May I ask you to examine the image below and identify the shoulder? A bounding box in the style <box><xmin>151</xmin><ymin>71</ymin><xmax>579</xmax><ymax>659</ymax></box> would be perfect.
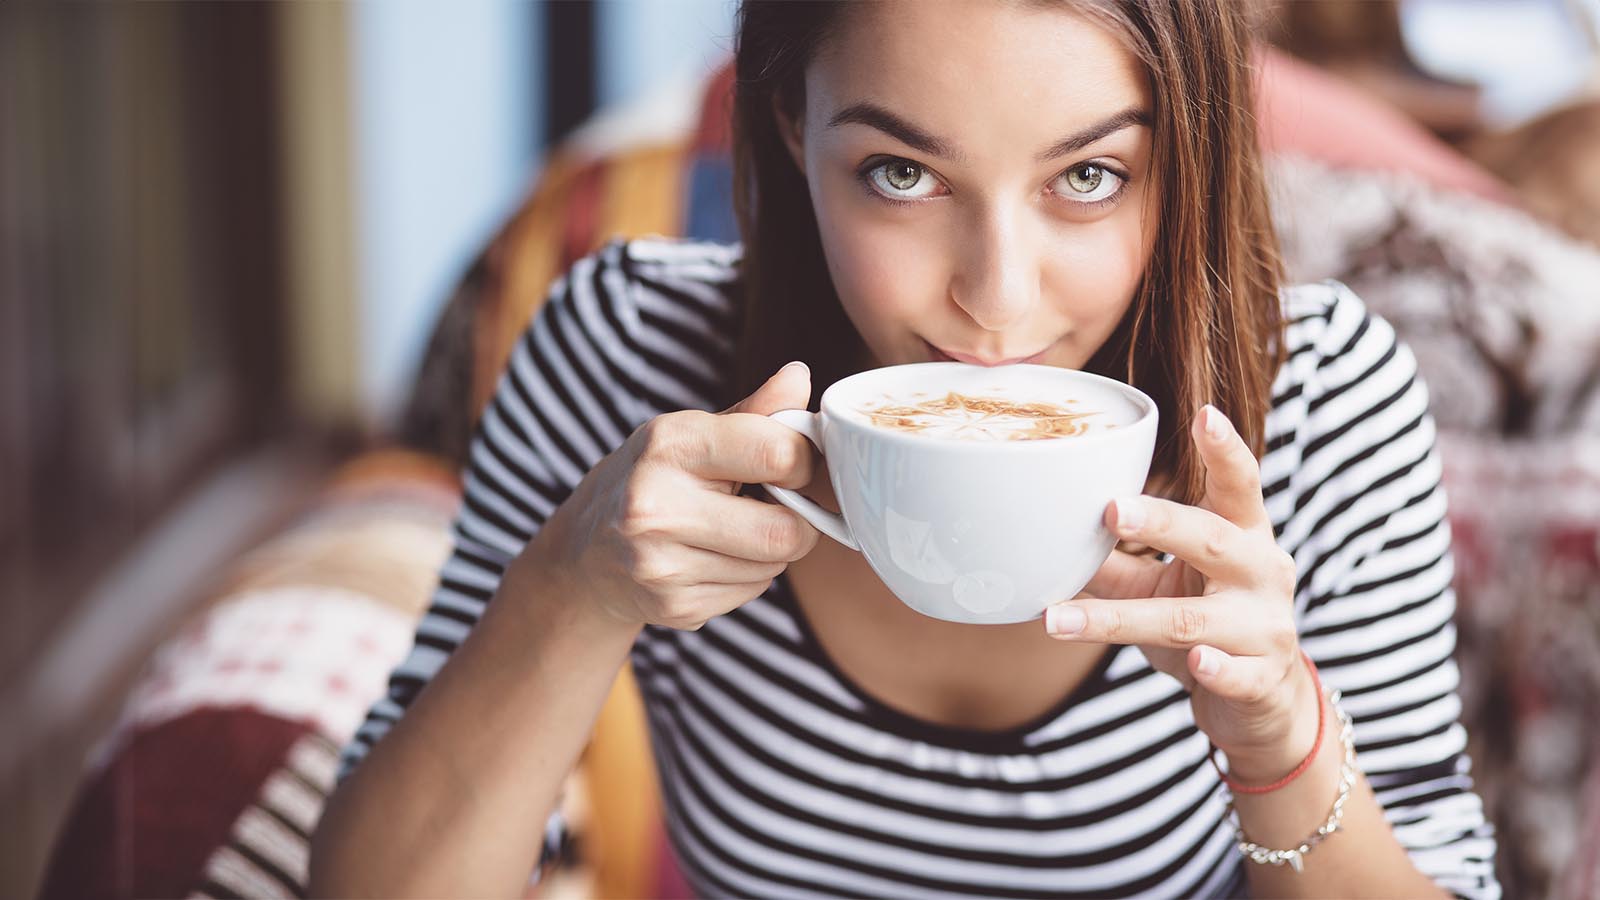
<box><xmin>1263</xmin><ymin>281</ymin><xmax>1437</xmax><ymax>541</ymax></box>
<box><xmin>535</xmin><ymin>238</ymin><xmax>742</xmax><ymax>414</ymax></box>
<box><xmin>1278</xmin><ymin>280</ymin><xmax>1397</xmax><ymax>374</ymax></box>
<box><xmin>544</xmin><ymin>238</ymin><xmax>742</xmax><ymax>331</ymax></box>
<box><xmin>1269</xmin><ymin>280</ymin><xmax>1422</xmax><ymax>429</ymax></box>
<box><xmin>582</xmin><ymin>237</ymin><xmax>743</xmax><ymax>326</ymax></box>
<box><xmin>616</xmin><ymin>236</ymin><xmax>743</xmax><ymax>287</ymax></box>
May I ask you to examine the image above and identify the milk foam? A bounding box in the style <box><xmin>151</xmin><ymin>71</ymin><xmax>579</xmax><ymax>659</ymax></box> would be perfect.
<box><xmin>854</xmin><ymin>384</ymin><xmax>1123</xmax><ymax>441</ymax></box>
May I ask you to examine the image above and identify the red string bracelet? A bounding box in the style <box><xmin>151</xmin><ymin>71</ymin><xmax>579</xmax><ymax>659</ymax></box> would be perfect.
<box><xmin>1208</xmin><ymin>650</ymin><xmax>1325</xmax><ymax>795</ymax></box>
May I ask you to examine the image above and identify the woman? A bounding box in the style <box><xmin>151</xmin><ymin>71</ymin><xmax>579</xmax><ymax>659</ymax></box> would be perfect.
<box><xmin>311</xmin><ymin>1</ymin><xmax>1499</xmax><ymax>896</ymax></box>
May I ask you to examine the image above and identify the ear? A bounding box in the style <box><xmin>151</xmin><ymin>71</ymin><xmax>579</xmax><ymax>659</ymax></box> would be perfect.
<box><xmin>772</xmin><ymin>93</ymin><xmax>807</xmax><ymax>175</ymax></box>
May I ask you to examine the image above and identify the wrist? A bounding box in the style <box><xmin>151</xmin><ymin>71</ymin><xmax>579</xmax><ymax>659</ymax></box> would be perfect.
<box><xmin>503</xmin><ymin>546</ymin><xmax>643</xmax><ymax>647</ymax></box>
<box><xmin>1219</xmin><ymin>657</ymin><xmax>1324</xmax><ymax>786</ymax></box>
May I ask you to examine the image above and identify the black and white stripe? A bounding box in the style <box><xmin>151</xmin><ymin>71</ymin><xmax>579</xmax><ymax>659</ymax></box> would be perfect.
<box><xmin>197</xmin><ymin>732</ymin><xmax>339</xmax><ymax>899</ymax></box>
<box><xmin>341</xmin><ymin>241</ymin><xmax>1499</xmax><ymax>898</ymax></box>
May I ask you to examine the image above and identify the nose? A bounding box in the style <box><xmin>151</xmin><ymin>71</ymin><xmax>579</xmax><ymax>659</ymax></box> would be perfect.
<box><xmin>948</xmin><ymin>202</ymin><xmax>1039</xmax><ymax>331</ymax></box>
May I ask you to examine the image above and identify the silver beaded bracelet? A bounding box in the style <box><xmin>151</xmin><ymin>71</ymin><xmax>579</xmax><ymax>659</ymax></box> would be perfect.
<box><xmin>1224</xmin><ymin>688</ymin><xmax>1358</xmax><ymax>873</ymax></box>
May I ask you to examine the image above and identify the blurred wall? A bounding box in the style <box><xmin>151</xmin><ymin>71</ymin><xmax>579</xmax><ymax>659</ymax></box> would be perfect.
<box><xmin>597</xmin><ymin>0</ymin><xmax>736</xmax><ymax>109</ymax></box>
<box><xmin>350</xmin><ymin>1</ymin><xmax>542</xmax><ymax>425</ymax></box>
<box><xmin>297</xmin><ymin>0</ymin><xmax>735</xmax><ymax>427</ymax></box>
<box><xmin>0</xmin><ymin>5</ymin><xmax>747</xmax><ymax>897</ymax></box>
<box><xmin>1401</xmin><ymin>0</ymin><xmax>1598</xmax><ymax>125</ymax></box>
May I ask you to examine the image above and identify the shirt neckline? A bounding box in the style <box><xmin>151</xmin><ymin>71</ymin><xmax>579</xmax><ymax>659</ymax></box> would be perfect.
<box><xmin>768</xmin><ymin>572</ymin><xmax>1120</xmax><ymax>754</ymax></box>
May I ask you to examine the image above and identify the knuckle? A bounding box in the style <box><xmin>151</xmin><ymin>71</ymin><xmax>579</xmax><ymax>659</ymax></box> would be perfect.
<box><xmin>758</xmin><ymin>433</ymin><xmax>797</xmax><ymax>480</ymax></box>
<box><xmin>640</xmin><ymin>411</ymin><xmax>699</xmax><ymax>461</ymax></box>
<box><xmin>760</xmin><ymin>513</ymin><xmax>803</xmax><ymax>560</ymax></box>
<box><xmin>1273</xmin><ymin>551</ymin><xmax>1298</xmax><ymax>593</ymax></box>
<box><xmin>1099</xmin><ymin>607</ymin><xmax>1126</xmax><ymax>642</ymax></box>
<box><xmin>636</xmin><ymin>415</ymin><xmax>671</xmax><ymax>457</ymax></box>
<box><xmin>1202</xmin><ymin>523</ymin><xmax>1231</xmax><ymax>563</ymax></box>
<box><xmin>629</xmin><ymin>547</ymin><xmax>676</xmax><ymax>585</ymax></box>
<box><xmin>661</xmin><ymin>595</ymin><xmax>703</xmax><ymax>626</ymax></box>
<box><xmin>1170</xmin><ymin>604</ymin><xmax>1207</xmax><ymax>644</ymax></box>
<box><xmin>789</xmin><ymin>521</ymin><xmax>821</xmax><ymax>560</ymax></box>
<box><xmin>1145</xmin><ymin>501</ymin><xmax>1173</xmax><ymax>537</ymax></box>
<box><xmin>618</xmin><ymin>478</ymin><xmax>666</xmax><ymax>537</ymax></box>
<box><xmin>1268</xmin><ymin>620</ymin><xmax>1299</xmax><ymax>654</ymax></box>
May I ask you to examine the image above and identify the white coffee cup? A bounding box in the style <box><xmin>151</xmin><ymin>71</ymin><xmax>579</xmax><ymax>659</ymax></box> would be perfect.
<box><xmin>764</xmin><ymin>362</ymin><xmax>1157</xmax><ymax>625</ymax></box>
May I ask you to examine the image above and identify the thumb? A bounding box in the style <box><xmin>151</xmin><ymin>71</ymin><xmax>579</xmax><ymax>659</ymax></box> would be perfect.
<box><xmin>724</xmin><ymin>360</ymin><xmax>811</xmax><ymax>416</ymax></box>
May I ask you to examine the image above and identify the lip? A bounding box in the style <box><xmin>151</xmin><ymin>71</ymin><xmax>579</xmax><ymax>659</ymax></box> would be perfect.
<box><xmin>924</xmin><ymin>339</ymin><xmax>1052</xmax><ymax>367</ymax></box>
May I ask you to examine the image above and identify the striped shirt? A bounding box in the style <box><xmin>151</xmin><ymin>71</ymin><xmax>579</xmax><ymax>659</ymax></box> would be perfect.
<box><xmin>341</xmin><ymin>239</ymin><xmax>1500</xmax><ymax>898</ymax></box>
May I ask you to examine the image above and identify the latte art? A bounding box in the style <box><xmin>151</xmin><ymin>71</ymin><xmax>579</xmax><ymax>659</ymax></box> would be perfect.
<box><xmin>859</xmin><ymin>391</ymin><xmax>1107</xmax><ymax>441</ymax></box>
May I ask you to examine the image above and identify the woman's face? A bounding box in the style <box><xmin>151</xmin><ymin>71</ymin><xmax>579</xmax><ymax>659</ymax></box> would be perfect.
<box><xmin>782</xmin><ymin>0</ymin><xmax>1158</xmax><ymax>370</ymax></box>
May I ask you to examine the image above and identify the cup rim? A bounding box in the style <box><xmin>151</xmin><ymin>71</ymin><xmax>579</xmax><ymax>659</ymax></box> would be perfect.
<box><xmin>817</xmin><ymin>362</ymin><xmax>1158</xmax><ymax>451</ymax></box>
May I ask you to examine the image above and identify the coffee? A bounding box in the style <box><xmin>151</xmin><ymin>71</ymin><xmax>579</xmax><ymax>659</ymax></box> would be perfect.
<box><xmin>857</xmin><ymin>390</ymin><xmax>1111</xmax><ymax>441</ymax></box>
<box><xmin>763</xmin><ymin>361</ymin><xmax>1158</xmax><ymax>624</ymax></box>
<box><xmin>758</xmin><ymin>360</ymin><xmax>1152</xmax><ymax>621</ymax></box>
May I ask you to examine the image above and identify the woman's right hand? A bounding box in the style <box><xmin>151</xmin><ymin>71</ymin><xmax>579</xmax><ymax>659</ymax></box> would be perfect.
<box><xmin>521</xmin><ymin>361</ymin><xmax>822</xmax><ymax>631</ymax></box>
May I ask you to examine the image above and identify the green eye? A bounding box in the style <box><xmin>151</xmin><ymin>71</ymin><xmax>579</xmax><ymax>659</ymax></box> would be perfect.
<box><xmin>885</xmin><ymin>162</ymin><xmax>923</xmax><ymax>191</ymax></box>
<box><xmin>1051</xmin><ymin>162</ymin><xmax>1125</xmax><ymax>207</ymax></box>
<box><xmin>866</xmin><ymin>158</ymin><xmax>941</xmax><ymax>201</ymax></box>
<box><xmin>1065</xmin><ymin>164</ymin><xmax>1104</xmax><ymax>194</ymax></box>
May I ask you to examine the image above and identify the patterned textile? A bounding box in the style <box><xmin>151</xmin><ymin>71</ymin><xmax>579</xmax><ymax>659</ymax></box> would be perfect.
<box><xmin>96</xmin><ymin>587</ymin><xmax>421</xmax><ymax>760</ymax></box>
<box><xmin>1271</xmin><ymin>155</ymin><xmax>1600</xmax><ymax>899</ymax></box>
<box><xmin>40</xmin><ymin>708</ymin><xmax>314</xmax><ymax>900</ymax></box>
<box><xmin>39</xmin><ymin>456</ymin><xmax>458</xmax><ymax>899</ymax></box>
<box><xmin>1437</xmin><ymin>433</ymin><xmax>1600</xmax><ymax>900</ymax></box>
<box><xmin>190</xmin><ymin>732</ymin><xmax>339</xmax><ymax>899</ymax></box>
<box><xmin>1269</xmin><ymin>155</ymin><xmax>1600</xmax><ymax>436</ymax></box>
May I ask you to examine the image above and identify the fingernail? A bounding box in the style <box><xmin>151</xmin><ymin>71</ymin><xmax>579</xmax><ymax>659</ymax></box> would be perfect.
<box><xmin>1113</xmin><ymin>497</ymin><xmax>1145</xmax><ymax>534</ymax></box>
<box><xmin>781</xmin><ymin>360</ymin><xmax>808</xmax><ymax>375</ymax></box>
<box><xmin>1196</xmin><ymin>646</ymin><xmax>1221</xmax><ymax>676</ymax></box>
<box><xmin>1046</xmin><ymin>605</ymin><xmax>1086</xmax><ymax>635</ymax></box>
<box><xmin>1202</xmin><ymin>404</ymin><xmax>1226</xmax><ymax>441</ymax></box>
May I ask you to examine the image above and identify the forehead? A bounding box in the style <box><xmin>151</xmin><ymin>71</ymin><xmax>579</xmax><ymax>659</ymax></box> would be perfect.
<box><xmin>810</xmin><ymin>1</ymin><xmax>1150</xmax><ymax>155</ymax></box>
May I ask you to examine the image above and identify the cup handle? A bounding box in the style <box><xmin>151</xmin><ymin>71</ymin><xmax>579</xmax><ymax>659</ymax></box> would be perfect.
<box><xmin>763</xmin><ymin>409</ymin><xmax>859</xmax><ymax>551</ymax></box>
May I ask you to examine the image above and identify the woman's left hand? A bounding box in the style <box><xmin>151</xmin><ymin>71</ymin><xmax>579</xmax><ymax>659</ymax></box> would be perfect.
<box><xmin>1045</xmin><ymin>404</ymin><xmax>1320</xmax><ymax>782</ymax></box>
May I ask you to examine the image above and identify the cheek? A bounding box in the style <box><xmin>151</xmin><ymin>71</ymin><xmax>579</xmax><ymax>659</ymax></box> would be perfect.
<box><xmin>1047</xmin><ymin>204</ymin><xmax>1153</xmax><ymax>336</ymax></box>
<box><xmin>811</xmin><ymin>178</ymin><xmax>949</xmax><ymax>349</ymax></box>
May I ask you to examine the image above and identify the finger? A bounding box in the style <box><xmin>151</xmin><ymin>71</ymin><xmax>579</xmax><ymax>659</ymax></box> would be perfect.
<box><xmin>641</xmin><ymin>411</ymin><xmax>815</xmax><ymax>490</ymax></box>
<box><xmin>722</xmin><ymin>360</ymin><xmax>811</xmax><ymax>416</ymax></box>
<box><xmin>634</xmin><ymin>543</ymin><xmax>791</xmax><ymax>587</ymax></box>
<box><xmin>1141</xmin><ymin>645</ymin><xmax>1197</xmax><ymax>691</ymax></box>
<box><xmin>1105</xmin><ymin>495</ymin><xmax>1262</xmax><ymax>586</ymax></box>
<box><xmin>1187</xmin><ymin>644</ymin><xmax>1285</xmax><ymax>704</ymax></box>
<box><xmin>1044</xmin><ymin>595</ymin><xmax>1264</xmax><ymax>653</ymax></box>
<box><xmin>1082</xmin><ymin>547</ymin><xmax>1168</xmax><ymax>600</ymax></box>
<box><xmin>673</xmin><ymin>491</ymin><xmax>821</xmax><ymax>563</ymax></box>
<box><xmin>1193</xmin><ymin>404</ymin><xmax>1271</xmax><ymax>533</ymax></box>
<box><xmin>659</xmin><ymin>581</ymin><xmax>781</xmax><ymax>630</ymax></box>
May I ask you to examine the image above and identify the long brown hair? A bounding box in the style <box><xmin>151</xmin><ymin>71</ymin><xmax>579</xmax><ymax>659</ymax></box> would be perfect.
<box><xmin>730</xmin><ymin>0</ymin><xmax>1284</xmax><ymax>506</ymax></box>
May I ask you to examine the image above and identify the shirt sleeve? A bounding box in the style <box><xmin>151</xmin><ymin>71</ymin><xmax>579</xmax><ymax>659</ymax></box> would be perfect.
<box><xmin>334</xmin><ymin>238</ymin><xmax>726</xmax><ymax>880</ymax></box>
<box><xmin>1268</xmin><ymin>283</ymin><xmax>1501</xmax><ymax>899</ymax></box>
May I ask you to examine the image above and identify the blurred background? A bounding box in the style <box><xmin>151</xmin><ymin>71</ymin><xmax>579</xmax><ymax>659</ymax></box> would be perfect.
<box><xmin>2</xmin><ymin>1</ymin><xmax>1598</xmax><ymax>898</ymax></box>
<box><xmin>0</xmin><ymin>2</ymin><xmax>733</xmax><ymax>896</ymax></box>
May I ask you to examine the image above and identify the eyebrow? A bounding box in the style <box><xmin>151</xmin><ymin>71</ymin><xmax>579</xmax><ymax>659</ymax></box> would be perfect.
<box><xmin>1036</xmin><ymin>107</ymin><xmax>1152</xmax><ymax>161</ymax></box>
<box><xmin>827</xmin><ymin>102</ymin><xmax>1152</xmax><ymax>163</ymax></box>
